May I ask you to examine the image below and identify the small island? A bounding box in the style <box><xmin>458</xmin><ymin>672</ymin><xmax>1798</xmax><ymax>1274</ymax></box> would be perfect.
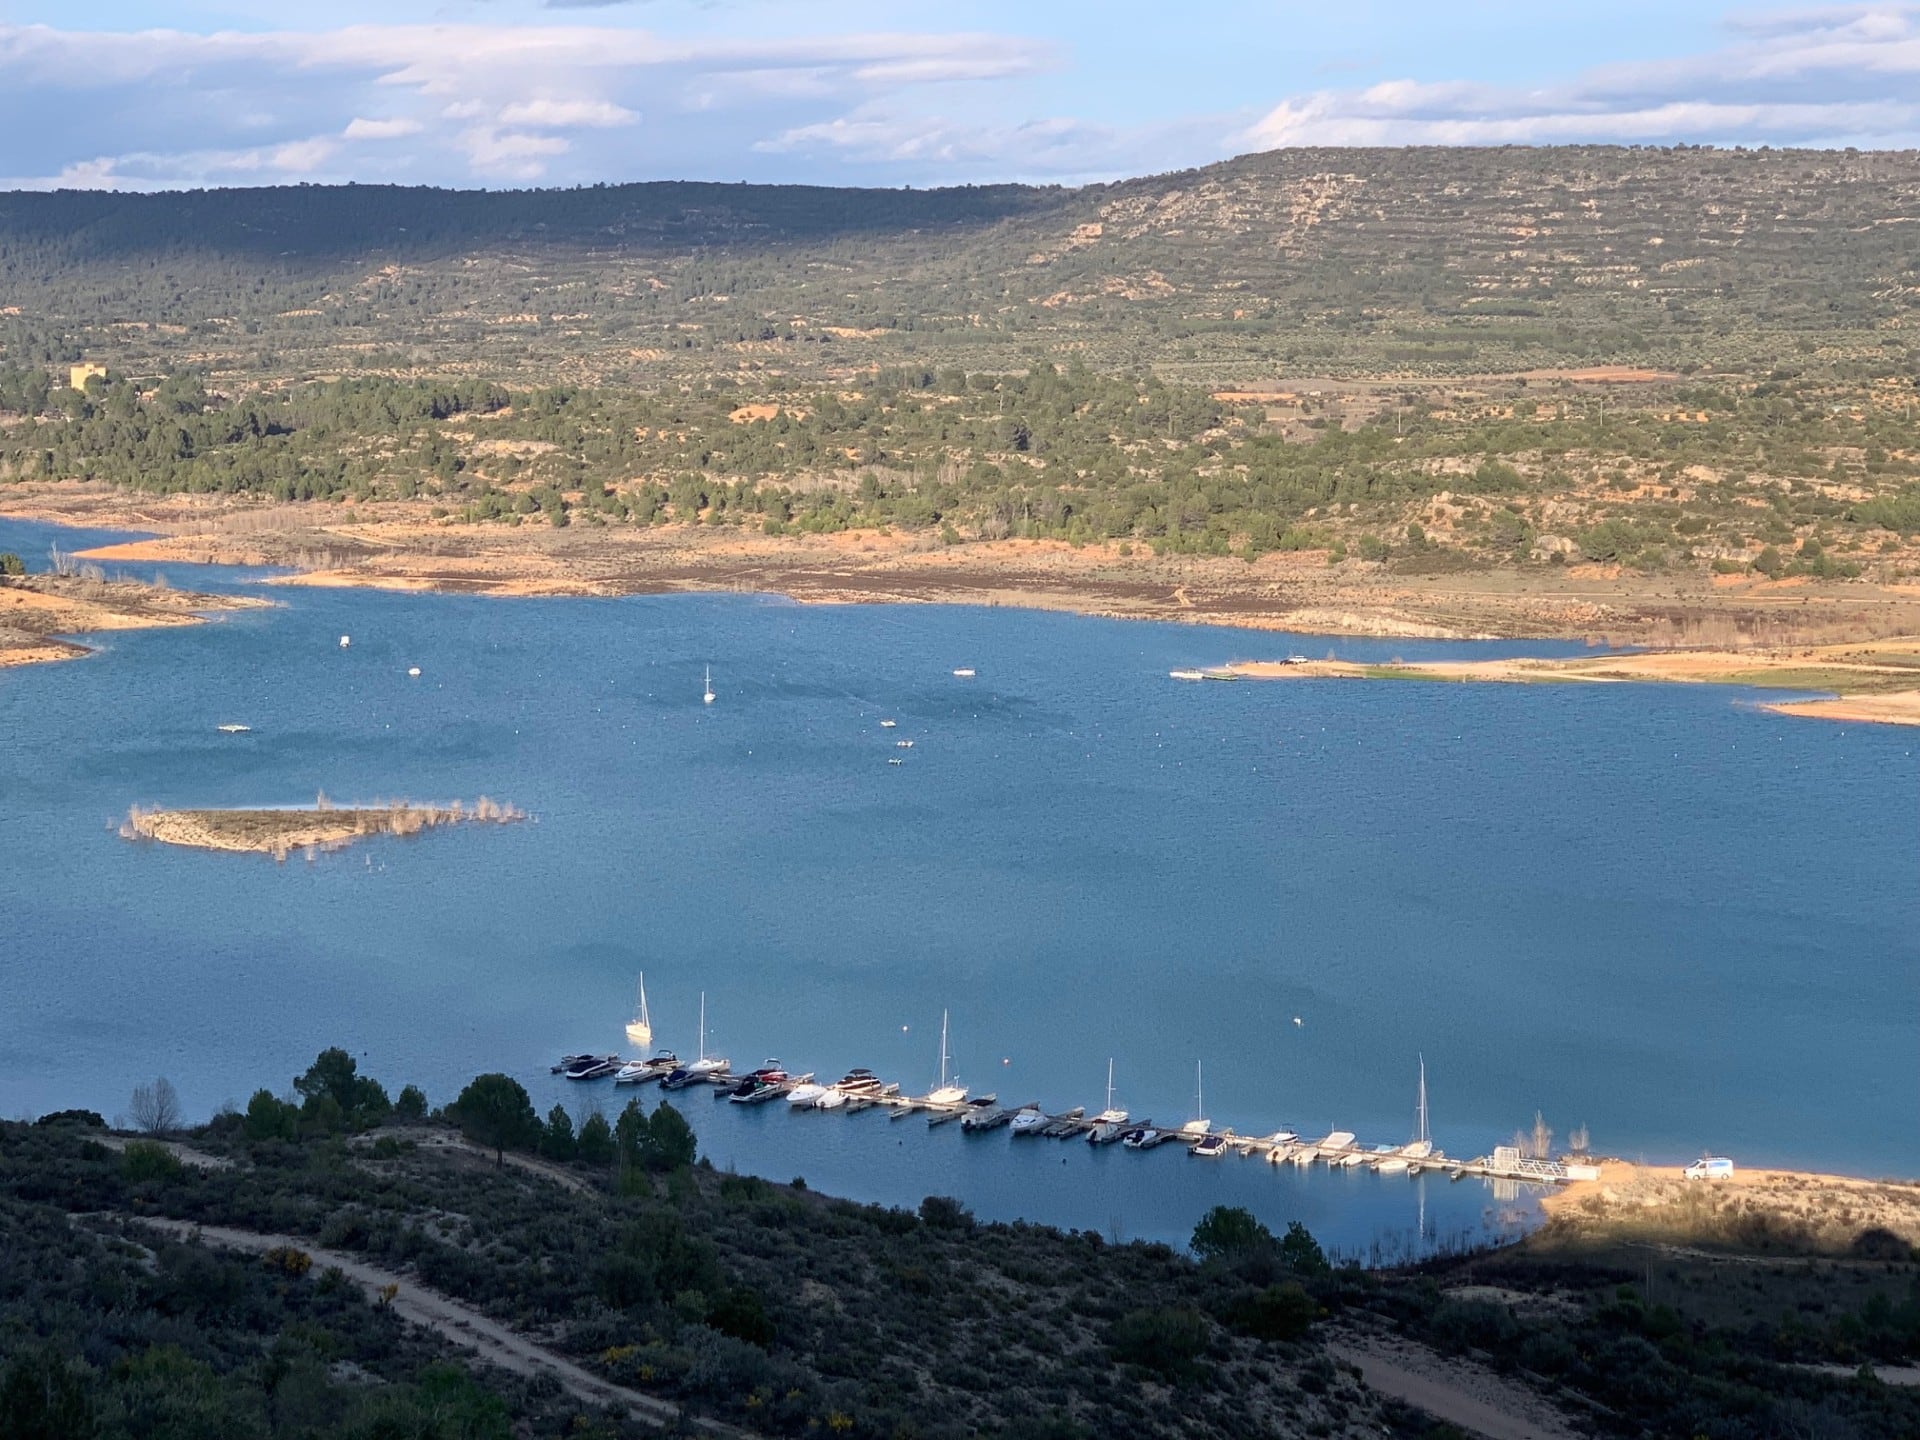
<box><xmin>1220</xmin><ymin>639</ymin><xmax>1920</xmax><ymax>727</ymax></box>
<box><xmin>121</xmin><ymin>795</ymin><xmax>525</xmax><ymax>861</ymax></box>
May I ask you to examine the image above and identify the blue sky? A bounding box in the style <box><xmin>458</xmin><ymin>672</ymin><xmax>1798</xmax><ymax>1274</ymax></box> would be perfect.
<box><xmin>1</xmin><ymin>2</ymin><xmax>1915</xmax><ymax>189</ymax></box>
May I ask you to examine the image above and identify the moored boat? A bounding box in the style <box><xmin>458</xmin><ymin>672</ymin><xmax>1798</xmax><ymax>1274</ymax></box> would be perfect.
<box><xmin>1190</xmin><ymin>1133</ymin><xmax>1229</xmax><ymax>1158</ymax></box>
<box><xmin>1008</xmin><ymin>1106</ymin><xmax>1049</xmax><ymax>1136</ymax></box>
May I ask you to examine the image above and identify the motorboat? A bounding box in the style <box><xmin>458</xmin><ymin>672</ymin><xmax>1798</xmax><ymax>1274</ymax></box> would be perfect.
<box><xmin>1088</xmin><ymin>1118</ymin><xmax>1133</xmax><ymax>1145</ymax></box>
<box><xmin>1313</xmin><ymin>1130</ymin><xmax>1357</xmax><ymax>1158</ymax></box>
<box><xmin>961</xmin><ymin>1105</ymin><xmax>1013</xmax><ymax>1132</ymax></box>
<box><xmin>659</xmin><ymin>1067</ymin><xmax>699</xmax><ymax>1090</ymax></box>
<box><xmin>1264</xmin><ymin>1129</ymin><xmax>1299</xmax><ymax>1147</ymax></box>
<box><xmin>1338</xmin><ymin>1151</ymin><xmax>1371</xmax><ymax>1168</ymax></box>
<box><xmin>216</xmin><ymin>723</ymin><xmax>251</xmax><ymax>734</ymax></box>
<box><xmin>833</xmin><ymin>1068</ymin><xmax>884</xmax><ymax>1096</ymax></box>
<box><xmin>895</xmin><ymin>739</ymin><xmax>914</xmax><ymax>749</ymax></box>
<box><xmin>552</xmin><ymin>1053</ymin><xmax>598</xmax><ymax>1074</ymax></box>
<box><xmin>1190</xmin><ymin>1133</ymin><xmax>1229</xmax><ymax>1158</ymax></box>
<box><xmin>1120</xmin><ymin>1127</ymin><xmax>1162</xmax><ymax>1150</ymax></box>
<box><xmin>1008</xmin><ymin>1107</ymin><xmax>1049</xmax><ymax>1136</ymax></box>
<box><xmin>787</xmin><ymin>1083</ymin><xmax>828</xmax><ymax>1107</ymax></box>
<box><xmin>1090</xmin><ymin>1058</ymin><xmax>1127</xmax><ymax>1127</ymax></box>
<box><xmin>730</xmin><ymin>1079</ymin><xmax>789</xmax><ymax>1105</ymax></box>
<box><xmin>1375</xmin><ymin>1156</ymin><xmax>1411</xmax><ymax>1175</ymax></box>
<box><xmin>1266</xmin><ymin>1143</ymin><xmax>1297</xmax><ymax>1165</ymax></box>
<box><xmin>814</xmin><ymin>1088</ymin><xmax>849</xmax><ymax>1110</ymax></box>
<box><xmin>1169</xmin><ymin>669</ymin><xmax>1206</xmax><ymax>681</ymax></box>
<box><xmin>575</xmin><ymin>1057</ymin><xmax>621</xmax><ymax>1080</ymax></box>
<box><xmin>951</xmin><ymin>668</ymin><xmax>975</xmax><ymax>678</ymax></box>
<box><xmin>879</xmin><ymin>719</ymin><xmax>897</xmax><ymax>728</ymax></box>
<box><xmin>925</xmin><ymin>1010</ymin><xmax>967</xmax><ymax>1106</ymax></box>
<box><xmin>888</xmin><ymin>757</ymin><xmax>903</xmax><ymax>766</ymax></box>
<box><xmin>1179</xmin><ymin>1061</ymin><xmax>1211</xmax><ymax>1136</ymax></box>
<box><xmin>625</xmin><ymin>974</ymin><xmax>653</xmax><ymax>1051</ymax></box>
<box><xmin>613</xmin><ymin>1060</ymin><xmax>655</xmax><ymax>1084</ymax></box>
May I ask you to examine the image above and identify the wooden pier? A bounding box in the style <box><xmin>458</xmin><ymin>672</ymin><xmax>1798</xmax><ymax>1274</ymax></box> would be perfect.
<box><xmin>574</xmin><ymin>1054</ymin><xmax>1602</xmax><ymax>1186</ymax></box>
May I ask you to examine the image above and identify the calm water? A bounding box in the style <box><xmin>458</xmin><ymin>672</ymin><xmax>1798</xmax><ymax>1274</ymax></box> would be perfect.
<box><xmin>2</xmin><ymin>517</ymin><xmax>1915</xmax><ymax>1253</ymax></box>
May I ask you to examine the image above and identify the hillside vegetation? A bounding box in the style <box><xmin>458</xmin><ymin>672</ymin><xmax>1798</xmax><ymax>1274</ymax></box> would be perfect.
<box><xmin>5</xmin><ymin>147</ymin><xmax>1920</xmax><ymax>620</ymax></box>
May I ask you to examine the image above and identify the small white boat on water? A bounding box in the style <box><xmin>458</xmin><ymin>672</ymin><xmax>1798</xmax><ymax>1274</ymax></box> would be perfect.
<box><xmin>408</xmin><ymin>666</ymin><xmax>421</xmax><ymax>677</ymax></box>
<box><xmin>612</xmin><ymin>1059</ymin><xmax>654</xmax><ymax>1084</ymax></box>
<box><xmin>879</xmin><ymin>719</ymin><xmax>897</xmax><ymax>728</ymax></box>
<box><xmin>1169</xmin><ymin>669</ymin><xmax>1206</xmax><ymax>681</ymax></box>
<box><xmin>925</xmin><ymin>1009</ymin><xmax>968</xmax><ymax>1106</ymax></box>
<box><xmin>951</xmin><ymin>668</ymin><xmax>975</xmax><ymax>678</ymax></box>
<box><xmin>625</xmin><ymin>973</ymin><xmax>653</xmax><ymax>1051</ymax></box>
<box><xmin>787</xmin><ymin>1083</ymin><xmax>828</xmax><ymax>1107</ymax></box>
<box><xmin>895</xmin><ymin>739</ymin><xmax>914</xmax><ymax>749</ymax></box>
<box><xmin>216</xmin><ymin>724</ymin><xmax>251</xmax><ymax>734</ymax></box>
<box><xmin>702</xmin><ymin>665</ymin><xmax>715</xmax><ymax>706</ymax></box>
<box><xmin>1008</xmin><ymin>1106</ymin><xmax>1049</xmax><ymax>1136</ymax></box>
<box><xmin>339</xmin><ymin>635</ymin><xmax>350</xmax><ymax>648</ymax></box>
<box><xmin>814</xmin><ymin>1087</ymin><xmax>849</xmax><ymax>1110</ymax></box>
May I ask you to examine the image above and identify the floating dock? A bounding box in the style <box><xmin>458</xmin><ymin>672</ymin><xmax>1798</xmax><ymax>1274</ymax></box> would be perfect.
<box><xmin>563</xmin><ymin>1055</ymin><xmax>1601</xmax><ymax>1186</ymax></box>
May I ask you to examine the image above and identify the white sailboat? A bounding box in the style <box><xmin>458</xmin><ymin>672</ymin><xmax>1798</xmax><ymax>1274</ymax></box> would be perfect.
<box><xmin>688</xmin><ymin>991</ymin><xmax>729</xmax><ymax>1075</ymax></box>
<box><xmin>1179</xmin><ymin>1060</ymin><xmax>1211</xmax><ymax>1136</ymax></box>
<box><xmin>625</xmin><ymin>974</ymin><xmax>653</xmax><ymax>1050</ymax></box>
<box><xmin>1395</xmin><ymin>1056</ymin><xmax>1435</xmax><ymax>1163</ymax></box>
<box><xmin>1091</xmin><ymin>1058</ymin><xmax>1127</xmax><ymax>1126</ymax></box>
<box><xmin>926</xmin><ymin>1009</ymin><xmax>967</xmax><ymax>1106</ymax></box>
<box><xmin>702</xmin><ymin>665</ymin><xmax>715</xmax><ymax>705</ymax></box>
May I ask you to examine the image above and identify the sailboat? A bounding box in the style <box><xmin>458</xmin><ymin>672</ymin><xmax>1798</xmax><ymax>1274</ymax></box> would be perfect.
<box><xmin>1179</xmin><ymin>1060</ymin><xmax>1211</xmax><ymax>1135</ymax></box>
<box><xmin>926</xmin><ymin>1009</ymin><xmax>967</xmax><ymax>1106</ymax></box>
<box><xmin>702</xmin><ymin>665</ymin><xmax>715</xmax><ymax>705</ymax></box>
<box><xmin>1087</xmin><ymin>1058</ymin><xmax>1128</xmax><ymax>1141</ymax></box>
<box><xmin>1385</xmin><ymin>1056</ymin><xmax>1434</xmax><ymax>1172</ymax></box>
<box><xmin>624</xmin><ymin>974</ymin><xmax>653</xmax><ymax>1050</ymax></box>
<box><xmin>687</xmin><ymin>991</ymin><xmax>729</xmax><ymax>1075</ymax></box>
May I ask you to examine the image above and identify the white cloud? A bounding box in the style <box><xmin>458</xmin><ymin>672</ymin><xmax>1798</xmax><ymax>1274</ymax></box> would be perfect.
<box><xmin>1245</xmin><ymin>5</ymin><xmax>1920</xmax><ymax>149</ymax></box>
<box><xmin>497</xmin><ymin>98</ymin><xmax>638</xmax><ymax>128</ymax></box>
<box><xmin>0</xmin><ymin>21</ymin><xmax>1057</xmax><ymax>188</ymax></box>
<box><xmin>343</xmin><ymin>116</ymin><xmax>423</xmax><ymax>140</ymax></box>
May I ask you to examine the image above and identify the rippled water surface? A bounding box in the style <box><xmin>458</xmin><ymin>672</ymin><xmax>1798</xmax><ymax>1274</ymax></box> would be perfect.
<box><xmin>3</xmin><ymin>517</ymin><xmax>1914</xmax><ymax>1250</ymax></box>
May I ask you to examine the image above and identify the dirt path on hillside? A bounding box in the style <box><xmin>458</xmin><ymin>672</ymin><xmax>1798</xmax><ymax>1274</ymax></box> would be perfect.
<box><xmin>1330</xmin><ymin>1334</ymin><xmax>1582</xmax><ymax>1440</ymax></box>
<box><xmin>122</xmin><ymin>1217</ymin><xmax>744</xmax><ymax>1435</ymax></box>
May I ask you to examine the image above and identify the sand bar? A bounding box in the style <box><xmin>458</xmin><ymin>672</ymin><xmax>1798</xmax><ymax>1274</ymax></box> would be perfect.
<box><xmin>121</xmin><ymin>797</ymin><xmax>525</xmax><ymax>861</ymax></box>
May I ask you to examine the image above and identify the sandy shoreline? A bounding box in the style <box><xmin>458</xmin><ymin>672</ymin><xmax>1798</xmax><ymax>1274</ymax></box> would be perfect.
<box><xmin>1224</xmin><ymin>643</ymin><xmax>1920</xmax><ymax>727</ymax></box>
<box><xmin>11</xmin><ymin>481</ymin><xmax>1920</xmax><ymax>647</ymax></box>
<box><xmin>0</xmin><ymin>570</ymin><xmax>270</xmax><ymax>671</ymax></box>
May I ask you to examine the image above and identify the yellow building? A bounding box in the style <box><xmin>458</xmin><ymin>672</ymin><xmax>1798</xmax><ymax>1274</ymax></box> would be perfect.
<box><xmin>69</xmin><ymin>362</ymin><xmax>108</xmax><ymax>390</ymax></box>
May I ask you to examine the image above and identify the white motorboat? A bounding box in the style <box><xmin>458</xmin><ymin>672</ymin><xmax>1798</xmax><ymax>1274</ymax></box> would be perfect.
<box><xmin>1169</xmin><ymin>669</ymin><xmax>1206</xmax><ymax>681</ymax></box>
<box><xmin>339</xmin><ymin>635</ymin><xmax>350</xmax><ymax>648</ymax></box>
<box><xmin>1375</xmin><ymin>1156</ymin><xmax>1411</xmax><ymax>1175</ymax></box>
<box><xmin>895</xmin><ymin>739</ymin><xmax>914</xmax><ymax>749</ymax></box>
<box><xmin>703</xmin><ymin>665</ymin><xmax>715</xmax><ymax>705</ymax></box>
<box><xmin>814</xmin><ymin>1088</ymin><xmax>848</xmax><ymax>1110</ymax></box>
<box><xmin>612</xmin><ymin>1060</ymin><xmax>654</xmax><ymax>1084</ymax></box>
<box><xmin>1338</xmin><ymin>1151</ymin><xmax>1371</xmax><ymax>1168</ymax></box>
<box><xmin>1314</xmin><ymin>1129</ymin><xmax>1357</xmax><ymax>1158</ymax></box>
<box><xmin>625</xmin><ymin>973</ymin><xmax>653</xmax><ymax>1051</ymax></box>
<box><xmin>833</xmin><ymin>1068</ymin><xmax>884</xmax><ymax>1096</ymax></box>
<box><xmin>1008</xmin><ymin>1107</ymin><xmax>1049</xmax><ymax>1136</ymax></box>
<box><xmin>1120</xmin><ymin>1127</ymin><xmax>1161</xmax><ymax>1150</ymax></box>
<box><xmin>787</xmin><ymin>1083</ymin><xmax>828</xmax><ymax>1107</ymax></box>
<box><xmin>1090</xmin><ymin>1058</ymin><xmax>1128</xmax><ymax>1126</ymax></box>
<box><xmin>951</xmin><ymin>668</ymin><xmax>975</xmax><ymax>678</ymax></box>
<box><xmin>216</xmin><ymin>723</ymin><xmax>251</xmax><ymax>734</ymax></box>
<box><xmin>925</xmin><ymin>1009</ymin><xmax>967</xmax><ymax>1106</ymax></box>
<box><xmin>879</xmin><ymin>719</ymin><xmax>897</xmax><ymax>728</ymax></box>
<box><xmin>687</xmin><ymin>992</ymin><xmax>729</xmax><ymax>1076</ymax></box>
<box><xmin>1190</xmin><ymin>1133</ymin><xmax>1229</xmax><ymax>1158</ymax></box>
<box><xmin>1178</xmin><ymin>1061</ymin><xmax>1211</xmax><ymax>1136</ymax></box>
<box><xmin>407</xmin><ymin>666</ymin><xmax>421</xmax><ymax>677</ymax></box>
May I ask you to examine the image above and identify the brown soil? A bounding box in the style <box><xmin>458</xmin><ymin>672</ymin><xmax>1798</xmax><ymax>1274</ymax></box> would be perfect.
<box><xmin>1329</xmin><ymin>1333</ymin><xmax>1581</xmax><ymax>1440</ymax></box>
<box><xmin>120</xmin><ymin>797</ymin><xmax>524</xmax><ymax>861</ymax></box>
<box><xmin>1540</xmin><ymin>1162</ymin><xmax>1920</xmax><ymax>1255</ymax></box>
<box><xmin>10</xmin><ymin>482</ymin><xmax>1920</xmax><ymax>647</ymax></box>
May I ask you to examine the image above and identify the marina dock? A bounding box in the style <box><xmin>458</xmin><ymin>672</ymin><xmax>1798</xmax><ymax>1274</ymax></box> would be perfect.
<box><xmin>558</xmin><ymin>1053</ymin><xmax>1603</xmax><ymax>1187</ymax></box>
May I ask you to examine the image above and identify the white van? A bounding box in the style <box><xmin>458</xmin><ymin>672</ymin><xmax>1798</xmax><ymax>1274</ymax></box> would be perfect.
<box><xmin>1684</xmin><ymin>1157</ymin><xmax>1734</xmax><ymax>1180</ymax></box>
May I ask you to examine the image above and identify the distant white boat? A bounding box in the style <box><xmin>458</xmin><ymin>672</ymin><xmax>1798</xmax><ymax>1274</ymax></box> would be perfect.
<box><xmin>1179</xmin><ymin>1061</ymin><xmax>1211</xmax><ymax>1136</ymax></box>
<box><xmin>787</xmin><ymin>1082</ymin><xmax>828</xmax><ymax>1107</ymax></box>
<box><xmin>951</xmin><ymin>668</ymin><xmax>975</xmax><ymax>678</ymax></box>
<box><xmin>625</xmin><ymin>973</ymin><xmax>653</xmax><ymax>1050</ymax></box>
<box><xmin>408</xmin><ymin>666</ymin><xmax>421</xmax><ymax>678</ymax></box>
<box><xmin>895</xmin><ymin>739</ymin><xmax>914</xmax><ymax>749</ymax></box>
<box><xmin>216</xmin><ymin>724</ymin><xmax>251</xmax><ymax>734</ymax></box>
<box><xmin>338</xmin><ymin>635</ymin><xmax>351</xmax><ymax>648</ymax></box>
<box><xmin>813</xmin><ymin>1087</ymin><xmax>848</xmax><ymax>1110</ymax></box>
<box><xmin>879</xmin><ymin>719</ymin><xmax>897</xmax><ymax>728</ymax></box>
<box><xmin>926</xmin><ymin>1009</ymin><xmax>967</xmax><ymax>1106</ymax></box>
<box><xmin>887</xmin><ymin>757</ymin><xmax>904</xmax><ymax>766</ymax></box>
<box><xmin>702</xmin><ymin>665</ymin><xmax>715</xmax><ymax>705</ymax></box>
<box><xmin>1009</xmin><ymin>1106</ymin><xmax>1049</xmax><ymax>1135</ymax></box>
<box><xmin>1169</xmin><ymin>669</ymin><xmax>1206</xmax><ymax>681</ymax></box>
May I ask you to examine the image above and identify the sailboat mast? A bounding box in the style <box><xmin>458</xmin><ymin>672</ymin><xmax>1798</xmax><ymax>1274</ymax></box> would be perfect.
<box><xmin>1416</xmin><ymin>1054</ymin><xmax>1430</xmax><ymax>1145</ymax></box>
<box><xmin>939</xmin><ymin>1009</ymin><xmax>950</xmax><ymax>1089</ymax></box>
<box><xmin>698</xmin><ymin>991</ymin><xmax>707</xmax><ymax>1064</ymax></box>
<box><xmin>1106</xmin><ymin>1057</ymin><xmax>1115</xmax><ymax>1111</ymax></box>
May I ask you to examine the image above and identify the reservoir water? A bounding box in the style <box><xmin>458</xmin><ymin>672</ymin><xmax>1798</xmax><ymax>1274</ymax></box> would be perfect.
<box><xmin>2</xmin><ymin>517</ymin><xmax>1915</xmax><ymax>1252</ymax></box>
